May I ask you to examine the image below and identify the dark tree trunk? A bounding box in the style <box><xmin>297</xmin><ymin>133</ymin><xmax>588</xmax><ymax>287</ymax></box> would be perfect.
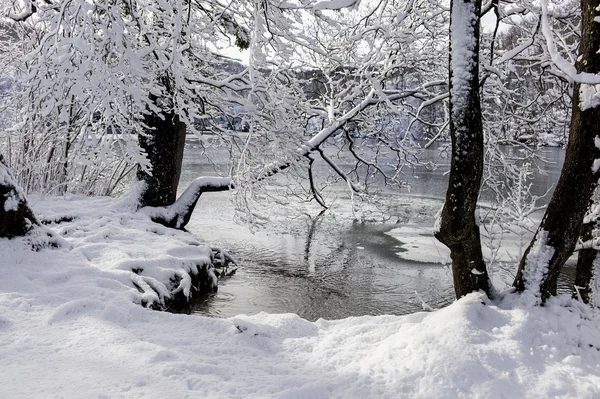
<box><xmin>571</xmin><ymin>0</ymin><xmax>600</xmax><ymax>305</ymax></box>
<box><xmin>434</xmin><ymin>0</ymin><xmax>491</xmax><ymax>299</ymax></box>
<box><xmin>136</xmin><ymin>108</ymin><xmax>187</xmax><ymax>208</ymax></box>
<box><xmin>0</xmin><ymin>154</ymin><xmax>38</xmax><ymax>238</ymax></box>
<box><xmin>514</xmin><ymin>0</ymin><xmax>600</xmax><ymax>303</ymax></box>
<box><xmin>574</xmin><ymin>219</ymin><xmax>596</xmax><ymax>304</ymax></box>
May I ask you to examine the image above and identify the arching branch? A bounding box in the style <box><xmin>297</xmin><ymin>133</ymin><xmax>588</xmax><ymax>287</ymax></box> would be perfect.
<box><xmin>140</xmin><ymin>177</ymin><xmax>231</xmax><ymax>229</ymax></box>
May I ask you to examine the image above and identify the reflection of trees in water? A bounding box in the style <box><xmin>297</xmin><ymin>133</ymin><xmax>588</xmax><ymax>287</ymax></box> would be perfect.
<box><xmin>301</xmin><ymin>218</ymin><xmax>406</xmax><ymax>317</ymax></box>
<box><xmin>191</xmin><ymin>216</ymin><xmax>458</xmax><ymax>320</ymax></box>
<box><xmin>304</xmin><ymin>210</ymin><xmax>325</xmax><ymax>265</ymax></box>
<box><xmin>181</xmin><ymin>145</ymin><xmax>566</xmax><ymax>318</ymax></box>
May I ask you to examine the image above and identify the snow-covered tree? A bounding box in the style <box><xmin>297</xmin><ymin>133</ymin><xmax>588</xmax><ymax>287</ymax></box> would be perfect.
<box><xmin>513</xmin><ymin>0</ymin><xmax>600</xmax><ymax>303</ymax></box>
<box><xmin>7</xmin><ymin>0</ymin><xmax>600</xmax><ymax>308</ymax></box>
<box><xmin>433</xmin><ymin>0</ymin><xmax>491</xmax><ymax>297</ymax></box>
<box><xmin>481</xmin><ymin>1</ymin><xmax>579</xmax><ymax>148</ymax></box>
<box><xmin>431</xmin><ymin>0</ymin><xmax>600</xmax><ymax>303</ymax></box>
<box><xmin>4</xmin><ymin>0</ymin><xmax>254</xmax><ymax>203</ymax></box>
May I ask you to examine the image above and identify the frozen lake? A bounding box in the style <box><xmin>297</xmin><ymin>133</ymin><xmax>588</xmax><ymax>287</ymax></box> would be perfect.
<box><xmin>180</xmin><ymin>140</ymin><xmax>571</xmax><ymax>320</ymax></box>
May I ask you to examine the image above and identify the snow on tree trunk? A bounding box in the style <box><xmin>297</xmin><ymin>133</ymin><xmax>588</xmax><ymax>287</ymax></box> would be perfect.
<box><xmin>574</xmin><ymin>222</ymin><xmax>596</xmax><ymax>304</ymax></box>
<box><xmin>574</xmin><ymin>184</ymin><xmax>600</xmax><ymax>304</ymax></box>
<box><xmin>514</xmin><ymin>0</ymin><xmax>600</xmax><ymax>303</ymax></box>
<box><xmin>0</xmin><ymin>154</ymin><xmax>38</xmax><ymax>238</ymax></box>
<box><xmin>134</xmin><ymin>105</ymin><xmax>232</xmax><ymax>230</ymax></box>
<box><xmin>136</xmin><ymin>107</ymin><xmax>187</xmax><ymax>208</ymax></box>
<box><xmin>434</xmin><ymin>0</ymin><xmax>491</xmax><ymax>299</ymax></box>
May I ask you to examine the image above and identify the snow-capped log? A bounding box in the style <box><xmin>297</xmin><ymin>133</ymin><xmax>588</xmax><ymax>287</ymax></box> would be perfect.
<box><xmin>433</xmin><ymin>0</ymin><xmax>491</xmax><ymax>299</ymax></box>
<box><xmin>0</xmin><ymin>154</ymin><xmax>38</xmax><ymax>238</ymax></box>
<box><xmin>140</xmin><ymin>177</ymin><xmax>231</xmax><ymax>229</ymax></box>
<box><xmin>514</xmin><ymin>0</ymin><xmax>600</xmax><ymax>304</ymax></box>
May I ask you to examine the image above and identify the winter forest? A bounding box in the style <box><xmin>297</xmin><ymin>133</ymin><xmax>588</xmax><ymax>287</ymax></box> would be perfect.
<box><xmin>1</xmin><ymin>0</ymin><xmax>600</xmax><ymax>397</ymax></box>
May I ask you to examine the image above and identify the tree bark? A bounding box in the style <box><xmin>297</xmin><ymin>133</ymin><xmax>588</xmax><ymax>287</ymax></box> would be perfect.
<box><xmin>571</xmin><ymin>0</ymin><xmax>600</xmax><ymax>305</ymax></box>
<box><xmin>136</xmin><ymin>108</ymin><xmax>187</xmax><ymax>208</ymax></box>
<box><xmin>514</xmin><ymin>0</ymin><xmax>600</xmax><ymax>303</ymax></box>
<box><xmin>0</xmin><ymin>154</ymin><xmax>38</xmax><ymax>238</ymax></box>
<box><xmin>434</xmin><ymin>0</ymin><xmax>491</xmax><ymax>299</ymax></box>
<box><xmin>574</xmin><ymin>219</ymin><xmax>596</xmax><ymax>304</ymax></box>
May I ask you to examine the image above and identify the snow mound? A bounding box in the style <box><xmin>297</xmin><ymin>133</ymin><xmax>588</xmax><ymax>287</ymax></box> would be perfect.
<box><xmin>26</xmin><ymin>195</ymin><xmax>217</xmax><ymax>308</ymax></box>
<box><xmin>1</xmin><ymin>197</ymin><xmax>600</xmax><ymax>398</ymax></box>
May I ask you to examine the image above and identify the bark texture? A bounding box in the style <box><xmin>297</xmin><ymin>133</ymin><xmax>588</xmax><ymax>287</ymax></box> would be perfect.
<box><xmin>571</xmin><ymin>0</ymin><xmax>600</xmax><ymax>304</ymax></box>
<box><xmin>514</xmin><ymin>0</ymin><xmax>600</xmax><ymax>302</ymax></box>
<box><xmin>0</xmin><ymin>154</ymin><xmax>38</xmax><ymax>238</ymax></box>
<box><xmin>434</xmin><ymin>0</ymin><xmax>491</xmax><ymax>299</ymax></box>
<box><xmin>574</xmin><ymin>220</ymin><xmax>596</xmax><ymax>303</ymax></box>
<box><xmin>137</xmin><ymin>108</ymin><xmax>187</xmax><ymax>208</ymax></box>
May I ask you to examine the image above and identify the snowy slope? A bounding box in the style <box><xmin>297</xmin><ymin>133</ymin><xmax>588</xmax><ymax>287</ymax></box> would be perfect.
<box><xmin>1</xmin><ymin>196</ymin><xmax>600</xmax><ymax>398</ymax></box>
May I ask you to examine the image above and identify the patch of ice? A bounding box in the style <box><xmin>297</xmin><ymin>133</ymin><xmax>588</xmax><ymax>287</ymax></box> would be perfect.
<box><xmin>387</xmin><ymin>225</ymin><xmax>451</xmax><ymax>264</ymax></box>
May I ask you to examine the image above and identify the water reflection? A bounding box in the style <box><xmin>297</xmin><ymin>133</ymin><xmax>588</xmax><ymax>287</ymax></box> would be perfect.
<box><xmin>180</xmin><ymin>140</ymin><xmax>570</xmax><ymax>321</ymax></box>
<box><xmin>190</xmin><ymin>212</ymin><xmax>455</xmax><ymax>321</ymax></box>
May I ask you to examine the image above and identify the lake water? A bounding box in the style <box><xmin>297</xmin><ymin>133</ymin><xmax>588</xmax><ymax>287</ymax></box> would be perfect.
<box><xmin>180</xmin><ymin>140</ymin><xmax>570</xmax><ymax>321</ymax></box>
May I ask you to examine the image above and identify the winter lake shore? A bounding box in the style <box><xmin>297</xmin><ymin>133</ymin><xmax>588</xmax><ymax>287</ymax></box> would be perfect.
<box><xmin>2</xmin><ymin>195</ymin><xmax>600</xmax><ymax>398</ymax></box>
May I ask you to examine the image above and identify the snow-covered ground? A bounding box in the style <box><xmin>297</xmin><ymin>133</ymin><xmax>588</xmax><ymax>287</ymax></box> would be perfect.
<box><xmin>2</xmin><ymin>196</ymin><xmax>600</xmax><ymax>398</ymax></box>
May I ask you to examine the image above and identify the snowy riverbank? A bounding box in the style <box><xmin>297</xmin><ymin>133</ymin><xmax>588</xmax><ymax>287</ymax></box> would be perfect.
<box><xmin>2</xmin><ymin>196</ymin><xmax>600</xmax><ymax>398</ymax></box>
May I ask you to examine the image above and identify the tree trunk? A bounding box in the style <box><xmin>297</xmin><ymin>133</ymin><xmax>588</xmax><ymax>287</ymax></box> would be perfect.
<box><xmin>136</xmin><ymin>108</ymin><xmax>187</xmax><ymax>208</ymax></box>
<box><xmin>434</xmin><ymin>0</ymin><xmax>491</xmax><ymax>299</ymax></box>
<box><xmin>570</xmin><ymin>0</ymin><xmax>600</xmax><ymax>305</ymax></box>
<box><xmin>0</xmin><ymin>154</ymin><xmax>38</xmax><ymax>238</ymax></box>
<box><xmin>574</xmin><ymin>219</ymin><xmax>596</xmax><ymax>304</ymax></box>
<box><xmin>513</xmin><ymin>0</ymin><xmax>600</xmax><ymax>303</ymax></box>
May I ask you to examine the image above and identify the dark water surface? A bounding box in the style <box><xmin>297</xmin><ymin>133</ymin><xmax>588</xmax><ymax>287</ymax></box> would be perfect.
<box><xmin>180</xmin><ymin>141</ymin><xmax>570</xmax><ymax>321</ymax></box>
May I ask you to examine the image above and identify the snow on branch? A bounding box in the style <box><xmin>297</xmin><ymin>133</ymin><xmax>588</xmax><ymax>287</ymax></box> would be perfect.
<box><xmin>245</xmin><ymin>75</ymin><xmax>447</xmax><ymax>195</ymax></box>
<box><xmin>8</xmin><ymin>0</ymin><xmax>37</xmax><ymax>22</ymax></box>
<box><xmin>494</xmin><ymin>26</ymin><xmax>538</xmax><ymax>65</ymax></box>
<box><xmin>312</xmin><ymin>0</ymin><xmax>360</xmax><ymax>11</ymax></box>
<box><xmin>540</xmin><ymin>0</ymin><xmax>600</xmax><ymax>85</ymax></box>
<box><xmin>141</xmin><ymin>177</ymin><xmax>231</xmax><ymax>229</ymax></box>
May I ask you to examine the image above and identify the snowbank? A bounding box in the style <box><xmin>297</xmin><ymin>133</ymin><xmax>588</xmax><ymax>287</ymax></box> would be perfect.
<box><xmin>2</xmin><ymin>197</ymin><xmax>600</xmax><ymax>398</ymax></box>
<box><xmin>25</xmin><ymin>195</ymin><xmax>218</xmax><ymax>309</ymax></box>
